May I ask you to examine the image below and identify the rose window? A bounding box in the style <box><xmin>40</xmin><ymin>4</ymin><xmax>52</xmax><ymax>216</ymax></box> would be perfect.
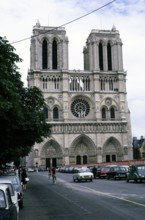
<box><xmin>71</xmin><ymin>99</ymin><xmax>90</xmax><ymax>118</ymax></box>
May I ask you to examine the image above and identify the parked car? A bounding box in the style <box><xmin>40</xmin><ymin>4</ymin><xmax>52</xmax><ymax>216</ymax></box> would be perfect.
<box><xmin>106</xmin><ymin>166</ymin><xmax>127</xmax><ymax>180</ymax></box>
<box><xmin>27</xmin><ymin>167</ymin><xmax>35</xmax><ymax>172</ymax></box>
<box><xmin>96</xmin><ymin>166</ymin><xmax>110</xmax><ymax>179</ymax></box>
<box><xmin>73</xmin><ymin>168</ymin><xmax>93</xmax><ymax>182</ymax></box>
<box><xmin>0</xmin><ymin>184</ymin><xmax>18</xmax><ymax>220</ymax></box>
<box><xmin>127</xmin><ymin>164</ymin><xmax>145</xmax><ymax>183</ymax></box>
<box><xmin>0</xmin><ymin>174</ymin><xmax>23</xmax><ymax>209</ymax></box>
<box><xmin>0</xmin><ymin>180</ymin><xmax>19</xmax><ymax>216</ymax></box>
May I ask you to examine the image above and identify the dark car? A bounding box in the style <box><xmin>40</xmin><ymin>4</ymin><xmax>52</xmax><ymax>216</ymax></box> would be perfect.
<box><xmin>0</xmin><ymin>184</ymin><xmax>17</xmax><ymax>220</ymax></box>
<box><xmin>106</xmin><ymin>166</ymin><xmax>127</xmax><ymax>180</ymax></box>
<box><xmin>127</xmin><ymin>164</ymin><xmax>145</xmax><ymax>183</ymax></box>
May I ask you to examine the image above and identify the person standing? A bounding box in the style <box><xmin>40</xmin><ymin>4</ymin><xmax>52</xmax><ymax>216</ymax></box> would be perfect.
<box><xmin>21</xmin><ymin>168</ymin><xmax>28</xmax><ymax>190</ymax></box>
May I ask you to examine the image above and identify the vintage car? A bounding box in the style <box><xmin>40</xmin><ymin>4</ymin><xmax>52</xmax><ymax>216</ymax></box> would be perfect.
<box><xmin>0</xmin><ymin>184</ymin><xmax>17</xmax><ymax>220</ymax></box>
<box><xmin>127</xmin><ymin>164</ymin><xmax>145</xmax><ymax>183</ymax></box>
<box><xmin>106</xmin><ymin>166</ymin><xmax>128</xmax><ymax>180</ymax></box>
<box><xmin>73</xmin><ymin>168</ymin><xmax>93</xmax><ymax>182</ymax></box>
<box><xmin>0</xmin><ymin>174</ymin><xmax>23</xmax><ymax>209</ymax></box>
<box><xmin>0</xmin><ymin>180</ymin><xmax>19</xmax><ymax>216</ymax></box>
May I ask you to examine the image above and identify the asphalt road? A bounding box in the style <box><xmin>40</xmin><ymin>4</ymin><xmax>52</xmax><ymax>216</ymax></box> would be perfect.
<box><xmin>20</xmin><ymin>171</ymin><xmax>145</xmax><ymax>220</ymax></box>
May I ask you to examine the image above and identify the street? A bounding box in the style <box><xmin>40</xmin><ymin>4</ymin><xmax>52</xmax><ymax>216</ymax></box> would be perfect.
<box><xmin>20</xmin><ymin>171</ymin><xmax>145</xmax><ymax>220</ymax></box>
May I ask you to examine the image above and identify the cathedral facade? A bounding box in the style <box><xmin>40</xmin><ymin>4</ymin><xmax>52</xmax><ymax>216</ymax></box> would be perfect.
<box><xmin>27</xmin><ymin>21</ymin><xmax>133</xmax><ymax>168</ymax></box>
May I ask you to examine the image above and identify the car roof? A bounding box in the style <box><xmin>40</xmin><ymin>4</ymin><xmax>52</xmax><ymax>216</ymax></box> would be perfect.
<box><xmin>0</xmin><ymin>179</ymin><xmax>13</xmax><ymax>184</ymax></box>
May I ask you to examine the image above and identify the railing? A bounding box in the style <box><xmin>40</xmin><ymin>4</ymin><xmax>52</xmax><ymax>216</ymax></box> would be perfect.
<box><xmin>50</xmin><ymin>121</ymin><xmax>127</xmax><ymax>134</ymax></box>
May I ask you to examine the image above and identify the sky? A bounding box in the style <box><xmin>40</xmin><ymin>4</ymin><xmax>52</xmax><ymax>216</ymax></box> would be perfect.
<box><xmin>0</xmin><ymin>0</ymin><xmax>145</xmax><ymax>139</ymax></box>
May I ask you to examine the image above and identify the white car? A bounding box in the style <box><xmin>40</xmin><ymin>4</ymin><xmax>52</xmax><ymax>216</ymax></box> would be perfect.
<box><xmin>0</xmin><ymin>184</ymin><xmax>18</xmax><ymax>220</ymax></box>
<box><xmin>73</xmin><ymin>168</ymin><xmax>93</xmax><ymax>182</ymax></box>
<box><xmin>0</xmin><ymin>179</ymin><xmax>19</xmax><ymax>218</ymax></box>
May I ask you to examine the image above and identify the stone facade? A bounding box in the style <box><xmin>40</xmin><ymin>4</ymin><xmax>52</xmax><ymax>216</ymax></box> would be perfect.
<box><xmin>26</xmin><ymin>22</ymin><xmax>133</xmax><ymax>169</ymax></box>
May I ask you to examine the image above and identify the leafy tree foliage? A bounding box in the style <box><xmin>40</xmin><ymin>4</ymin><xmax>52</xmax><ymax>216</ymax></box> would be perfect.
<box><xmin>0</xmin><ymin>36</ymin><xmax>51</xmax><ymax>165</ymax></box>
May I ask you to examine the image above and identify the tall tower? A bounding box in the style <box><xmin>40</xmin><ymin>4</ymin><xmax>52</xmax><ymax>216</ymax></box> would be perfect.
<box><xmin>27</xmin><ymin>22</ymin><xmax>133</xmax><ymax>168</ymax></box>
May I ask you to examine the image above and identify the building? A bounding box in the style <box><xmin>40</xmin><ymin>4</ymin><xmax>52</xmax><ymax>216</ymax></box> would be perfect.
<box><xmin>27</xmin><ymin>21</ymin><xmax>133</xmax><ymax>169</ymax></box>
<box><xmin>133</xmin><ymin>136</ymin><xmax>145</xmax><ymax>159</ymax></box>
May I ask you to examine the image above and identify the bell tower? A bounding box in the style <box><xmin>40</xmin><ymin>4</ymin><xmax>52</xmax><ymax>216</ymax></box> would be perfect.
<box><xmin>30</xmin><ymin>20</ymin><xmax>69</xmax><ymax>71</ymax></box>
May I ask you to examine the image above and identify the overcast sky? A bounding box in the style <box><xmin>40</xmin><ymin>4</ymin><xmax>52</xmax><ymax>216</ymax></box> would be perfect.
<box><xmin>0</xmin><ymin>0</ymin><xmax>145</xmax><ymax>139</ymax></box>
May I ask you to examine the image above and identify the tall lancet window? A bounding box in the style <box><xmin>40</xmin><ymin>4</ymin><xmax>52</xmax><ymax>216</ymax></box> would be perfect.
<box><xmin>99</xmin><ymin>42</ymin><xmax>103</xmax><ymax>71</ymax></box>
<box><xmin>52</xmin><ymin>40</ymin><xmax>57</xmax><ymax>69</ymax></box>
<box><xmin>42</xmin><ymin>39</ymin><xmax>48</xmax><ymax>69</ymax></box>
<box><xmin>107</xmin><ymin>43</ymin><xmax>112</xmax><ymax>71</ymax></box>
<box><xmin>110</xmin><ymin>107</ymin><xmax>115</xmax><ymax>120</ymax></box>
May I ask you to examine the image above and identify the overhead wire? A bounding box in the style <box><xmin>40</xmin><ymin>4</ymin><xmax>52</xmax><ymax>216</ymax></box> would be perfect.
<box><xmin>11</xmin><ymin>0</ymin><xmax>116</xmax><ymax>45</ymax></box>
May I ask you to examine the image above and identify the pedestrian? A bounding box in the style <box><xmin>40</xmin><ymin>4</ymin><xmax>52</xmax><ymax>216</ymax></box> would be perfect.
<box><xmin>51</xmin><ymin>167</ymin><xmax>56</xmax><ymax>184</ymax></box>
<box><xmin>48</xmin><ymin>167</ymin><xmax>51</xmax><ymax>179</ymax></box>
<box><xmin>21</xmin><ymin>168</ymin><xmax>28</xmax><ymax>190</ymax></box>
<box><xmin>92</xmin><ymin>166</ymin><xmax>97</xmax><ymax>179</ymax></box>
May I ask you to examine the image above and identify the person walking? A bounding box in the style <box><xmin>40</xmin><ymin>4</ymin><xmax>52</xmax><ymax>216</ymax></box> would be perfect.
<box><xmin>48</xmin><ymin>167</ymin><xmax>51</xmax><ymax>179</ymax></box>
<box><xmin>21</xmin><ymin>168</ymin><xmax>28</xmax><ymax>190</ymax></box>
<box><xmin>51</xmin><ymin>167</ymin><xmax>56</xmax><ymax>184</ymax></box>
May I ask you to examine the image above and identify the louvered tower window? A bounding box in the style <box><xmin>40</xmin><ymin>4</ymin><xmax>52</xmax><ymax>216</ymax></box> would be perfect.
<box><xmin>42</xmin><ymin>39</ymin><xmax>47</xmax><ymax>69</ymax></box>
<box><xmin>99</xmin><ymin>42</ymin><xmax>103</xmax><ymax>71</ymax></box>
<box><xmin>107</xmin><ymin>43</ymin><xmax>112</xmax><ymax>71</ymax></box>
<box><xmin>52</xmin><ymin>40</ymin><xmax>57</xmax><ymax>69</ymax></box>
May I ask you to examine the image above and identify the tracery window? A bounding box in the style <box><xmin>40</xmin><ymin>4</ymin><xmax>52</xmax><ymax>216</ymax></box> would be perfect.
<box><xmin>42</xmin><ymin>39</ymin><xmax>48</xmax><ymax>69</ymax></box>
<box><xmin>71</xmin><ymin>99</ymin><xmax>90</xmax><ymax>118</ymax></box>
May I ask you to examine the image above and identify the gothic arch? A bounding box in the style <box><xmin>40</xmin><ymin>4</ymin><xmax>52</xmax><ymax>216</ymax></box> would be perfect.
<box><xmin>45</xmin><ymin>96</ymin><xmax>63</xmax><ymax>110</ymax></box>
<box><xmin>103</xmin><ymin>137</ymin><xmax>123</xmax><ymax>162</ymax></box>
<box><xmin>69</xmin><ymin>134</ymin><xmax>96</xmax><ymax>156</ymax></box>
<box><xmin>40</xmin><ymin>139</ymin><xmax>63</xmax><ymax>158</ymax></box>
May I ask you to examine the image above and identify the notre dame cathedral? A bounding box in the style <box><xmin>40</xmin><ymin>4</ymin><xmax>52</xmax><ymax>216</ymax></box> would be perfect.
<box><xmin>26</xmin><ymin>21</ymin><xmax>133</xmax><ymax>168</ymax></box>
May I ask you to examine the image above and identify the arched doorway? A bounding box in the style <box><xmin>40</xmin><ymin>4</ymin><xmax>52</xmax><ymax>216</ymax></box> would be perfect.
<box><xmin>70</xmin><ymin>135</ymin><xmax>96</xmax><ymax>165</ymax></box>
<box><xmin>40</xmin><ymin>139</ymin><xmax>63</xmax><ymax>168</ymax></box>
<box><xmin>103</xmin><ymin>137</ymin><xmax>123</xmax><ymax>162</ymax></box>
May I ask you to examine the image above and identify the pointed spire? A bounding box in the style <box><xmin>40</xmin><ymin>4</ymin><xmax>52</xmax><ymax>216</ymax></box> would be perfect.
<box><xmin>112</xmin><ymin>24</ymin><xmax>116</xmax><ymax>31</ymax></box>
<box><xmin>36</xmin><ymin>20</ymin><xmax>40</xmax><ymax>27</ymax></box>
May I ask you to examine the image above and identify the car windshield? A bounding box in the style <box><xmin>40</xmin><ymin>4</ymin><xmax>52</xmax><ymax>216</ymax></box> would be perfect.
<box><xmin>0</xmin><ymin>190</ymin><xmax>6</xmax><ymax>208</ymax></box>
<box><xmin>114</xmin><ymin>167</ymin><xmax>126</xmax><ymax>171</ymax></box>
<box><xmin>79</xmin><ymin>168</ymin><xmax>90</xmax><ymax>173</ymax></box>
<box><xmin>137</xmin><ymin>166</ymin><xmax>145</xmax><ymax>170</ymax></box>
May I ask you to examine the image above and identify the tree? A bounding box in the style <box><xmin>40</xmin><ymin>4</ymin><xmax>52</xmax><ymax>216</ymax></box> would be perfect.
<box><xmin>0</xmin><ymin>36</ymin><xmax>51</xmax><ymax>166</ymax></box>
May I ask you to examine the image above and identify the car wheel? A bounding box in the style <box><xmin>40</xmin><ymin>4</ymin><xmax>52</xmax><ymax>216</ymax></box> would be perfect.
<box><xmin>73</xmin><ymin>179</ymin><xmax>76</xmax><ymax>182</ymax></box>
<box><xmin>126</xmin><ymin>178</ymin><xmax>129</xmax><ymax>183</ymax></box>
<box><xmin>90</xmin><ymin>178</ymin><xmax>92</xmax><ymax>182</ymax></box>
<box><xmin>134</xmin><ymin>179</ymin><xmax>138</xmax><ymax>183</ymax></box>
<box><xmin>77</xmin><ymin>178</ymin><xmax>80</xmax><ymax>182</ymax></box>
